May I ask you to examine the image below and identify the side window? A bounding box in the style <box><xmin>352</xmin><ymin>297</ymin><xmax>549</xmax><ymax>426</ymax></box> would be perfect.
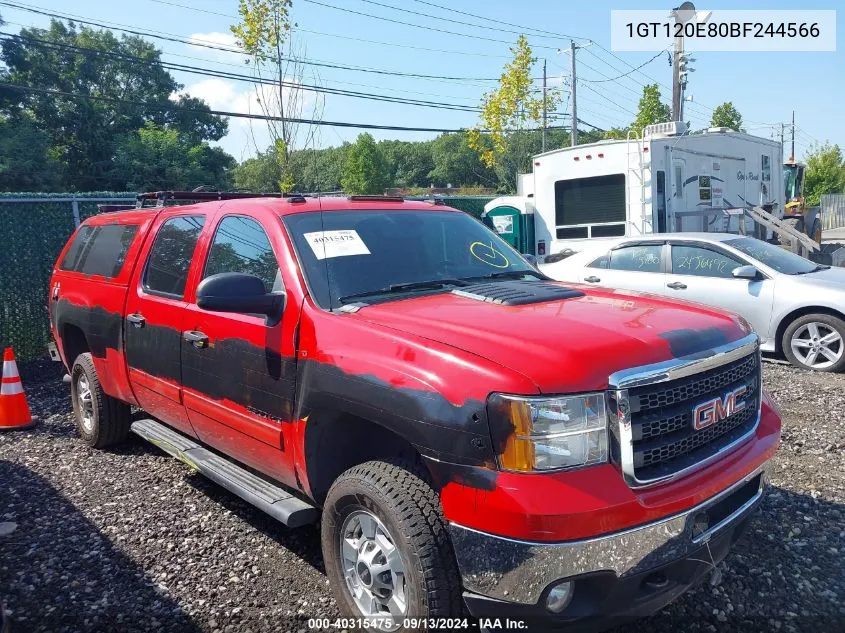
<box><xmin>143</xmin><ymin>215</ymin><xmax>206</xmax><ymax>298</ymax></box>
<box><xmin>698</xmin><ymin>175</ymin><xmax>712</xmax><ymax>202</ymax></box>
<box><xmin>588</xmin><ymin>254</ymin><xmax>609</xmax><ymax>269</ymax></box>
<box><xmin>608</xmin><ymin>245</ymin><xmax>662</xmax><ymax>273</ymax></box>
<box><xmin>762</xmin><ymin>155</ymin><xmax>771</xmax><ymax>182</ymax></box>
<box><xmin>674</xmin><ymin>165</ymin><xmax>683</xmax><ymax>198</ymax></box>
<box><xmin>60</xmin><ymin>226</ymin><xmax>95</xmax><ymax>271</ymax></box>
<box><xmin>671</xmin><ymin>245</ymin><xmax>741</xmax><ymax>278</ymax></box>
<box><xmin>204</xmin><ymin>216</ymin><xmax>281</xmax><ymax>293</ymax></box>
<box><xmin>60</xmin><ymin>224</ymin><xmax>138</xmax><ymax>277</ymax></box>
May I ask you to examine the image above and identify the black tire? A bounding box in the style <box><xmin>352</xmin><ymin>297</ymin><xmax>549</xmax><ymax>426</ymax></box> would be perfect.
<box><xmin>782</xmin><ymin>313</ymin><xmax>845</xmax><ymax>372</ymax></box>
<box><xmin>321</xmin><ymin>459</ymin><xmax>462</xmax><ymax>631</ymax></box>
<box><xmin>70</xmin><ymin>353</ymin><xmax>131</xmax><ymax>448</ymax></box>
<box><xmin>810</xmin><ymin>218</ymin><xmax>822</xmax><ymax>244</ymax></box>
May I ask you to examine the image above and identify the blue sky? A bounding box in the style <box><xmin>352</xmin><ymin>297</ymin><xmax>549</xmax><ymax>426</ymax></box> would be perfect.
<box><xmin>0</xmin><ymin>0</ymin><xmax>841</xmax><ymax>162</ymax></box>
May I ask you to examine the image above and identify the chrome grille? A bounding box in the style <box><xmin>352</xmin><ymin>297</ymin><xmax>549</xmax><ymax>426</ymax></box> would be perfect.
<box><xmin>609</xmin><ymin>334</ymin><xmax>762</xmax><ymax>487</ymax></box>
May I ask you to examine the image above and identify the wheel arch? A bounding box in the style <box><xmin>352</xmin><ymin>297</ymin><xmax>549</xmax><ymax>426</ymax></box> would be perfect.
<box><xmin>774</xmin><ymin>305</ymin><xmax>845</xmax><ymax>353</ymax></box>
<box><xmin>304</xmin><ymin>409</ymin><xmax>430</xmax><ymax>506</ymax></box>
<box><xmin>61</xmin><ymin>323</ymin><xmax>90</xmax><ymax>369</ymax></box>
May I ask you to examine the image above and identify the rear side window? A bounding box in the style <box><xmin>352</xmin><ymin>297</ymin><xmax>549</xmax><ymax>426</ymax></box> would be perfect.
<box><xmin>609</xmin><ymin>244</ymin><xmax>663</xmax><ymax>273</ymax></box>
<box><xmin>59</xmin><ymin>224</ymin><xmax>138</xmax><ymax>278</ymax></box>
<box><xmin>143</xmin><ymin>215</ymin><xmax>206</xmax><ymax>298</ymax></box>
<box><xmin>204</xmin><ymin>216</ymin><xmax>281</xmax><ymax>293</ymax></box>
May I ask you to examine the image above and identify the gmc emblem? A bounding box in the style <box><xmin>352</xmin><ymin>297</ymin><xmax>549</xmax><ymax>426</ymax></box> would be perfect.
<box><xmin>692</xmin><ymin>386</ymin><xmax>747</xmax><ymax>430</ymax></box>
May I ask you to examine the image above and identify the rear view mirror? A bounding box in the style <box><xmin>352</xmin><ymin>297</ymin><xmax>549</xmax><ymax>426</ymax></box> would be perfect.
<box><xmin>197</xmin><ymin>272</ymin><xmax>285</xmax><ymax>321</ymax></box>
<box><xmin>732</xmin><ymin>265</ymin><xmax>762</xmax><ymax>280</ymax></box>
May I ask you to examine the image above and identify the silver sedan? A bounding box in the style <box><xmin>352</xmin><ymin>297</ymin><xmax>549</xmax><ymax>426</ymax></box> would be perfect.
<box><xmin>540</xmin><ymin>233</ymin><xmax>844</xmax><ymax>372</ymax></box>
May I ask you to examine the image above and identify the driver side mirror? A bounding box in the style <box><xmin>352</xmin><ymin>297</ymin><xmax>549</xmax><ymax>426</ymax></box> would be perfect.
<box><xmin>732</xmin><ymin>265</ymin><xmax>762</xmax><ymax>281</ymax></box>
<box><xmin>197</xmin><ymin>272</ymin><xmax>285</xmax><ymax>321</ymax></box>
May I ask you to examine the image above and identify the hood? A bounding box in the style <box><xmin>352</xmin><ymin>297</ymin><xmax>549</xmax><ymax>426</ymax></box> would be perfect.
<box><xmin>350</xmin><ymin>283</ymin><xmax>749</xmax><ymax>394</ymax></box>
<box><xmin>782</xmin><ymin>265</ymin><xmax>845</xmax><ymax>291</ymax></box>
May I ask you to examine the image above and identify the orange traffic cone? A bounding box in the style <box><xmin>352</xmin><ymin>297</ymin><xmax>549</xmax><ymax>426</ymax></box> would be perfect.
<box><xmin>0</xmin><ymin>347</ymin><xmax>35</xmax><ymax>431</ymax></box>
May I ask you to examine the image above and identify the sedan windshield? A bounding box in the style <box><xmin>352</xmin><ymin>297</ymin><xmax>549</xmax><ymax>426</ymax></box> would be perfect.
<box><xmin>725</xmin><ymin>237</ymin><xmax>820</xmax><ymax>275</ymax></box>
<box><xmin>284</xmin><ymin>210</ymin><xmax>540</xmax><ymax>309</ymax></box>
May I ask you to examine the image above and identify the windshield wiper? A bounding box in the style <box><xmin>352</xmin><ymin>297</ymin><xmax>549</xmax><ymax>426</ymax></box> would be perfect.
<box><xmin>459</xmin><ymin>269</ymin><xmax>547</xmax><ymax>282</ymax></box>
<box><xmin>791</xmin><ymin>264</ymin><xmax>830</xmax><ymax>275</ymax></box>
<box><xmin>339</xmin><ymin>278</ymin><xmax>467</xmax><ymax>304</ymax></box>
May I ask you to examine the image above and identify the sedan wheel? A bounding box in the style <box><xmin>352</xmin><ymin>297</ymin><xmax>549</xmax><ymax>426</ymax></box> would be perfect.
<box><xmin>784</xmin><ymin>315</ymin><xmax>845</xmax><ymax>372</ymax></box>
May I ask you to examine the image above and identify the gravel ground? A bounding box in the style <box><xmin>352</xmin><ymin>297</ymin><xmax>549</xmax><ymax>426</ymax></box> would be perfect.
<box><xmin>1</xmin><ymin>360</ymin><xmax>843</xmax><ymax>633</ymax></box>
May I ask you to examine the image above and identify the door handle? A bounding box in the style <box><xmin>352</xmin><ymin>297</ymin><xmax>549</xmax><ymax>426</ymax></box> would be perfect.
<box><xmin>183</xmin><ymin>330</ymin><xmax>209</xmax><ymax>349</ymax></box>
<box><xmin>667</xmin><ymin>281</ymin><xmax>688</xmax><ymax>290</ymax></box>
<box><xmin>126</xmin><ymin>313</ymin><xmax>146</xmax><ymax>328</ymax></box>
<box><xmin>584</xmin><ymin>276</ymin><xmax>601</xmax><ymax>283</ymax></box>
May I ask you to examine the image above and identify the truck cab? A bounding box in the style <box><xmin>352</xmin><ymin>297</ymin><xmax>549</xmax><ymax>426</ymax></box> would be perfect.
<box><xmin>49</xmin><ymin>193</ymin><xmax>780</xmax><ymax>630</ymax></box>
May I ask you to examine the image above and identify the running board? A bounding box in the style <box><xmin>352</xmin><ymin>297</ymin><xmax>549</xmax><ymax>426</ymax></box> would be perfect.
<box><xmin>130</xmin><ymin>418</ymin><xmax>318</xmax><ymax>528</ymax></box>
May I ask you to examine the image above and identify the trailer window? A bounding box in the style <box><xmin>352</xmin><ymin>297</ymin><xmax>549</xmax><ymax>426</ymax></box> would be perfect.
<box><xmin>554</xmin><ymin>174</ymin><xmax>626</xmax><ymax>228</ymax></box>
<box><xmin>762</xmin><ymin>155</ymin><xmax>771</xmax><ymax>182</ymax></box>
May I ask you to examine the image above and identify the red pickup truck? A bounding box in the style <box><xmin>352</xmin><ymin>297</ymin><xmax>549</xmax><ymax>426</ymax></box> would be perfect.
<box><xmin>49</xmin><ymin>194</ymin><xmax>780</xmax><ymax>630</ymax></box>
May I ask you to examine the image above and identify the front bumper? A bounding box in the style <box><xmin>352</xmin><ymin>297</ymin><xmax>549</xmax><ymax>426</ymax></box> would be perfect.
<box><xmin>449</xmin><ymin>467</ymin><xmax>765</xmax><ymax>616</ymax></box>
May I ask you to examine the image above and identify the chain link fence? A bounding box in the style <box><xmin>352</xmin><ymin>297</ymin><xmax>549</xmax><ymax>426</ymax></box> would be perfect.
<box><xmin>0</xmin><ymin>193</ymin><xmax>135</xmax><ymax>361</ymax></box>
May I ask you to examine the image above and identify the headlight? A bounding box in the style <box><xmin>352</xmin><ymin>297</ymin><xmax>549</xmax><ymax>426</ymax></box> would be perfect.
<box><xmin>488</xmin><ymin>392</ymin><xmax>609</xmax><ymax>472</ymax></box>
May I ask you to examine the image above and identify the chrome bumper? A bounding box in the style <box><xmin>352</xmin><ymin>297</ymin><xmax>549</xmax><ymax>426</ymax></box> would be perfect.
<box><xmin>448</xmin><ymin>467</ymin><xmax>766</xmax><ymax>605</ymax></box>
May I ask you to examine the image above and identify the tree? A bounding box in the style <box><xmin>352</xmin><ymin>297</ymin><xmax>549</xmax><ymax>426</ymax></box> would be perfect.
<box><xmin>0</xmin><ymin>20</ymin><xmax>228</xmax><ymax>190</ymax></box>
<box><xmin>468</xmin><ymin>35</ymin><xmax>560</xmax><ymax>182</ymax></box>
<box><xmin>630</xmin><ymin>84</ymin><xmax>671</xmax><ymax>135</ymax></box>
<box><xmin>233</xmin><ymin>151</ymin><xmax>283</xmax><ymax>192</ymax></box>
<box><xmin>710</xmin><ymin>102</ymin><xmax>744</xmax><ymax>131</ymax></box>
<box><xmin>0</xmin><ymin>116</ymin><xmax>61</xmax><ymax>191</ymax></box>
<box><xmin>379</xmin><ymin>140</ymin><xmax>434</xmax><ymax>189</ymax></box>
<box><xmin>231</xmin><ymin>0</ymin><xmax>323</xmax><ymax>192</ymax></box>
<box><xmin>341</xmin><ymin>133</ymin><xmax>389</xmax><ymax>195</ymax></box>
<box><xmin>429</xmin><ymin>132</ymin><xmax>496</xmax><ymax>188</ymax></box>
<box><xmin>803</xmin><ymin>142</ymin><xmax>845</xmax><ymax>207</ymax></box>
<box><xmin>113</xmin><ymin>122</ymin><xmax>236</xmax><ymax>191</ymax></box>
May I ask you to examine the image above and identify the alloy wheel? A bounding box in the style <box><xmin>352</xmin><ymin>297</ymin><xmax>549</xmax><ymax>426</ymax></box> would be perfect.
<box><xmin>790</xmin><ymin>322</ymin><xmax>843</xmax><ymax>370</ymax></box>
<box><xmin>339</xmin><ymin>510</ymin><xmax>407</xmax><ymax>629</ymax></box>
<box><xmin>76</xmin><ymin>373</ymin><xmax>95</xmax><ymax>432</ymax></box>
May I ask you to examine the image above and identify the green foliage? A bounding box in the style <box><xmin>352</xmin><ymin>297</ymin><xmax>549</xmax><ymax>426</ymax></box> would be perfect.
<box><xmin>603</xmin><ymin>127</ymin><xmax>629</xmax><ymax>140</ymax></box>
<box><xmin>0</xmin><ymin>116</ymin><xmax>61</xmax><ymax>191</ymax></box>
<box><xmin>468</xmin><ymin>36</ymin><xmax>561</xmax><ymax>177</ymax></box>
<box><xmin>230</xmin><ymin>0</ymin><xmax>293</xmax><ymax>58</ymax></box>
<box><xmin>379</xmin><ymin>140</ymin><xmax>435</xmax><ymax>189</ymax></box>
<box><xmin>710</xmin><ymin>102</ymin><xmax>744</xmax><ymax>131</ymax></box>
<box><xmin>341</xmin><ymin>133</ymin><xmax>389</xmax><ymax>195</ymax></box>
<box><xmin>803</xmin><ymin>142</ymin><xmax>845</xmax><ymax>207</ymax></box>
<box><xmin>114</xmin><ymin>122</ymin><xmax>236</xmax><ymax>191</ymax></box>
<box><xmin>0</xmin><ymin>20</ymin><xmax>230</xmax><ymax>191</ymax></box>
<box><xmin>429</xmin><ymin>132</ymin><xmax>496</xmax><ymax>188</ymax></box>
<box><xmin>631</xmin><ymin>84</ymin><xmax>671</xmax><ymax>135</ymax></box>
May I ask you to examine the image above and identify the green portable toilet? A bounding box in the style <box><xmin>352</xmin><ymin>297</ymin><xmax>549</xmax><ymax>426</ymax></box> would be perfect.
<box><xmin>482</xmin><ymin>197</ymin><xmax>536</xmax><ymax>255</ymax></box>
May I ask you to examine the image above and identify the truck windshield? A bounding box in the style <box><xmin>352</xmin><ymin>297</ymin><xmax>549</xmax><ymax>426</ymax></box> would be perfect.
<box><xmin>725</xmin><ymin>237</ymin><xmax>819</xmax><ymax>275</ymax></box>
<box><xmin>284</xmin><ymin>210</ymin><xmax>539</xmax><ymax>309</ymax></box>
<box><xmin>783</xmin><ymin>164</ymin><xmax>800</xmax><ymax>200</ymax></box>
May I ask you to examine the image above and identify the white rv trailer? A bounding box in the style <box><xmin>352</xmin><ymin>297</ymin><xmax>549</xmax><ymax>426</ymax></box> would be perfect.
<box><xmin>485</xmin><ymin>122</ymin><xmax>785</xmax><ymax>258</ymax></box>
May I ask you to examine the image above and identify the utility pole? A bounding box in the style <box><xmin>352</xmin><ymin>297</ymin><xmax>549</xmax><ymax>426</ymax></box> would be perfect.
<box><xmin>671</xmin><ymin>16</ymin><xmax>684</xmax><ymax>121</ymax></box>
<box><xmin>790</xmin><ymin>110</ymin><xmax>795</xmax><ymax>162</ymax></box>
<box><xmin>570</xmin><ymin>40</ymin><xmax>578</xmax><ymax>146</ymax></box>
<box><xmin>542</xmin><ymin>59</ymin><xmax>547</xmax><ymax>152</ymax></box>
<box><xmin>780</xmin><ymin>122</ymin><xmax>784</xmax><ymax>150</ymax></box>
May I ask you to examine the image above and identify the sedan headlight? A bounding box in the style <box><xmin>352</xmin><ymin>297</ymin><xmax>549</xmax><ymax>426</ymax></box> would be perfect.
<box><xmin>488</xmin><ymin>392</ymin><xmax>609</xmax><ymax>472</ymax></box>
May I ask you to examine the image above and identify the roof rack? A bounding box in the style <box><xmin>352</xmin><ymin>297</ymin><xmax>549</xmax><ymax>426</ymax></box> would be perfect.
<box><xmin>347</xmin><ymin>195</ymin><xmax>405</xmax><ymax>203</ymax></box>
<box><xmin>137</xmin><ymin>190</ymin><xmax>303</xmax><ymax>208</ymax></box>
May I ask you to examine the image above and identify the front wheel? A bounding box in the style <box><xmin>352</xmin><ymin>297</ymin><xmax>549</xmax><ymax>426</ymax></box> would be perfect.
<box><xmin>782</xmin><ymin>314</ymin><xmax>845</xmax><ymax>372</ymax></box>
<box><xmin>321</xmin><ymin>459</ymin><xmax>463</xmax><ymax>632</ymax></box>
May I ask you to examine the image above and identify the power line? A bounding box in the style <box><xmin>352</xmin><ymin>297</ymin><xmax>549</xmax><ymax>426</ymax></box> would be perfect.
<box><xmin>0</xmin><ymin>1</ymin><xmax>506</xmax><ymax>82</ymax></box>
<box><xmin>301</xmin><ymin>0</ymin><xmax>559</xmax><ymax>51</ymax></box>
<box><xmin>148</xmin><ymin>0</ymin><xmax>512</xmax><ymax>59</ymax></box>
<box><xmin>0</xmin><ymin>32</ymin><xmax>485</xmax><ymax>113</ymax></box>
<box><xmin>407</xmin><ymin>0</ymin><xmax>588</xmax><ymax>42</ymax></box>
<box><xmin>579</xmin><ymin>49</ymin><xmax>668</xmax><ymax>83</ymax></box>
<box><xmin>1</xmin><ymin>82</ymin><xmax>590</xmax><ymax>133</ymax></box>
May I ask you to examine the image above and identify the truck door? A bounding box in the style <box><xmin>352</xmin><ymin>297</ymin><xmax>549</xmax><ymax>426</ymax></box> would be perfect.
<box><xmin>124</xmin><ymin>211</ymin><xmax>210</xmax><ymax>438</ymax></box>
<box><xmin>180</xmin><ymin>212</ymin><xmax>300</xmax><ymax>487</ymax></box>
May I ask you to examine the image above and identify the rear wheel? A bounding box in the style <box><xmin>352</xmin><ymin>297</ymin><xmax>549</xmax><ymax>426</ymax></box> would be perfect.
<box><xmin>782</xmin><ymin>314</ymin><xmax>845</xmax><ymax>372</ymax></box>
<box><xmin>70</xmin><ymin>353</ymin><xmax>131</xmax><ymax>447</ymax></box>
<box><xmin>321</xmin><ymin>459</ymin><xmax>462</xmax><ymax>632</ymax></box>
